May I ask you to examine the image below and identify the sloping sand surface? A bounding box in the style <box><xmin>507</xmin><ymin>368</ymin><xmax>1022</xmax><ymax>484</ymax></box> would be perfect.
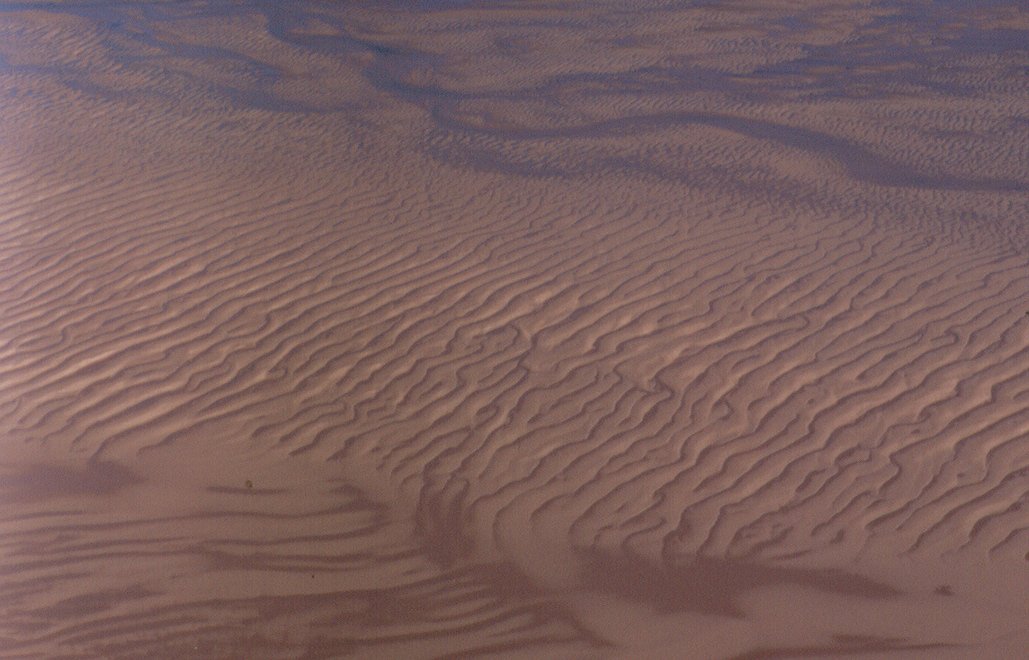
<box><xmin>1</xmin><ymin>1</ymin><xmax>1027</xmax><ymax>657</ymax></box>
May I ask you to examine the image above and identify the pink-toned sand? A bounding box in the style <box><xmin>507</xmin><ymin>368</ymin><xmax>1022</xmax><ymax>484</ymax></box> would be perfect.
<box><xmin>1</xmin><ymin>1</ymin><xmax>1027</xmax><ymax>657</ymax></box>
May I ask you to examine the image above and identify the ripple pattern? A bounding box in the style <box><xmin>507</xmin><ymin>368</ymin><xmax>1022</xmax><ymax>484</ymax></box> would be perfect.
<box><xmin>1</xmin><ymin>1</ymin><xmax>1028</xmax><ymax>657</ymax></box>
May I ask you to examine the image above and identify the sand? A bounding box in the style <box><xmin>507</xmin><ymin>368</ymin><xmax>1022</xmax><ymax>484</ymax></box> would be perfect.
<box><xmin>1</xmin><ymin>1</ymin><xmax>1027</xmax><ymax>657</ymax></box>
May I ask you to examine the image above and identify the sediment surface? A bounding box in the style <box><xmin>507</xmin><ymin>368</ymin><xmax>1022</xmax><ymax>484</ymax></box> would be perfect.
<box><xmin>1</xmin><ymin>1</ymin><xmax>1027</xmax><ymax>657</ymax></box>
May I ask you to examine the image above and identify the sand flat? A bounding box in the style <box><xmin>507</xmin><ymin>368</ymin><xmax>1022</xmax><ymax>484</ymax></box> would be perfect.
<box><xmin>1</xmin><ymin>1</ymin><xmax>1027</xmax><ymax>657</ymax></box>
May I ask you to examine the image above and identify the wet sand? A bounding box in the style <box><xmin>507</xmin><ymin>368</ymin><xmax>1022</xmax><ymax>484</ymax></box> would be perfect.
<box><xmin>1</xmin><ymin>1</ymin><xmax>1028</xmax><ymax>657</ymax></box>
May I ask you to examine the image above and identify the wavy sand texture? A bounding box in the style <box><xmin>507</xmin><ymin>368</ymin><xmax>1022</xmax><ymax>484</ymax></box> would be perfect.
<box><xmin>1</xmin><ymin>1</ymin><xmax>1027</xmax><ymax>657</ymax></box>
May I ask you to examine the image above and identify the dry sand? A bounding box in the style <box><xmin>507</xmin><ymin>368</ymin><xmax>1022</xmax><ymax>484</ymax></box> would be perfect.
<box><xmin>1</xmin><ymin>1</ymin><xmax>1027</xmax><ymax>657</ymax></box>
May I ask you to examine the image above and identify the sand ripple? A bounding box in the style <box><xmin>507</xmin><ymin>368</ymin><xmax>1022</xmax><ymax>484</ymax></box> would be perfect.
<box><xmin>1</xmin><ymin>1</ymin><xmax>1027</xmax><ymax>657</ymax></box>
